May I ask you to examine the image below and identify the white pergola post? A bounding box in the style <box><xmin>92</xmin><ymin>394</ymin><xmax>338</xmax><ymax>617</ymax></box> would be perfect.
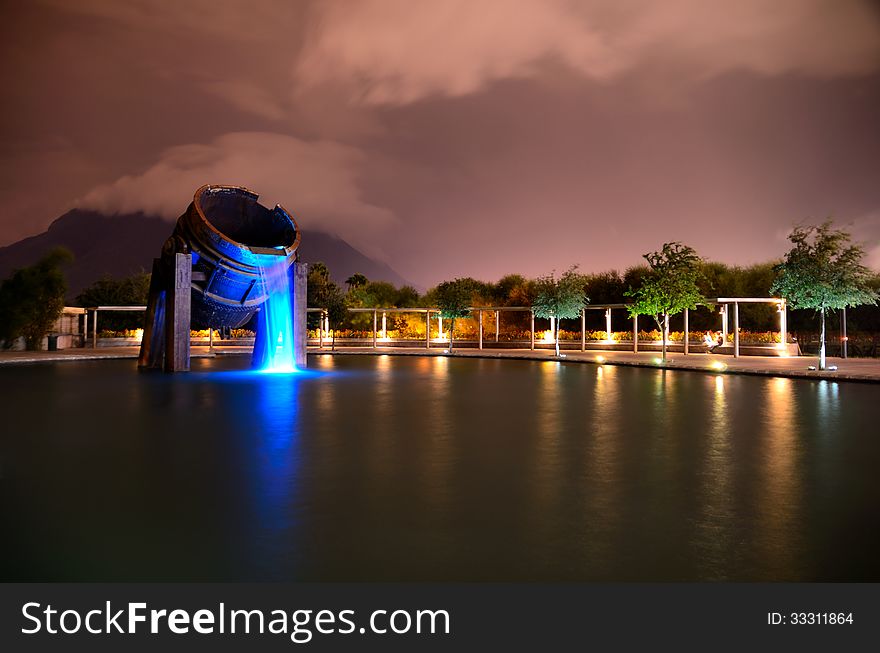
<box><xmin>779</xmin><ymin>301</ymin><xmax>787</xmax><ymax>355</ymax></box>
<box><xmin>841</xmin><ymin>307</ymin><xmax>847</xmax><ymax>359</ymax></box>
<box><xmin>633</xmin><ymin>314</ymin><xmax>638</xmax><ymax>353</ymax></box>
<box><xmin>581</xmin><ymin>308</ymin><xmax>586</xmax><ymax>352</ymax></box>
<box><xmin>425</xmin><ymin>310</ymin><xmax>430</xmax><ymax>349</ymax></box>
<box><xmin>92</xmin><ymin>310</ymin><xmax>98</xmax><ymax>349</ymax></box>
<box><xmin>733</xmin><ymin>301</ymin><xmax>740</xmax><ymax>358</ymax></box>
<box><xmin>530</xmin><ymin>311</ymin><xmax>535</xmax><ymax>350</ymax></box>
<box><xmin>495</xmin><ymin>310</ymin><xmax>499</xmax><ymax>343</ymax></box>
<box><xmin>605</xmin><ymin>308</ymin><xmax>612</xmax><ymax>342</ymax></box>
<box><xmin>478</xmin><ymin>310</ymin><xmax>483</xmax><ymax>350</ymax></box>
<box><xmin>319</xmin><ymin>312</ymin><xmax>324</xmax><ymax>349</ymax></box>
<box><xmin>683</xmin><ymin>308</ymin><xmax>689</xmax><ymax>355</ymax></box>
<box><xmin>721</xmin><ymin>305</ymin><xmax>728</xmax><ymax>345</ymax></box>
<box><xmin>372</xmin><ymin>309</ymin><xmax>377</xmax><ymax>349</ymax></box>
<box><xmin>381</xmin><ymin>311</ymin><xmax>387</xmax><ymax>339</ymax></box>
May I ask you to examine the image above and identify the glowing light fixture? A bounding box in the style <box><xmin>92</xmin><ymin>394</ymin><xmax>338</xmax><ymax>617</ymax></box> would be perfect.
<box><xmin>595</xmin><ymin>355</ymin><xmax>606</xmax><ymax>364</ymax></box>
<box><xmin>710</xmin><ymin>361</ymin><xmax>727</xmax><ymax>371</ymax></box>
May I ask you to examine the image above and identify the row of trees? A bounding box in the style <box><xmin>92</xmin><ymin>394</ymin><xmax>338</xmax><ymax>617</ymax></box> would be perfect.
<box><xmin>308</xmin><ymin>221</ymin><xmax>879</xmax><ymax>369</ymax></box>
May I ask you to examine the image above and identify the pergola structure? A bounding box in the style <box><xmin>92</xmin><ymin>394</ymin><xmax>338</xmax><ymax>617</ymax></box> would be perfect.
<box><xmin>308</xmin><ymin>297</ymin><xmax>791</xmax><ymax>358</ymax></box>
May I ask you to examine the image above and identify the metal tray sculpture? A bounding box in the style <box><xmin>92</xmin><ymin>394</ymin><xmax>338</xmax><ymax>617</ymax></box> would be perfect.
<box><xmin>138</xmin><ymin>184</ymin><xmax>307</xmax><ymax>372</ymax></box>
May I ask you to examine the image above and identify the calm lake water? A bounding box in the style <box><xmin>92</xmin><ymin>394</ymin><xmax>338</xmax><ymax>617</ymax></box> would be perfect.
<box><xmin>1</xmin><ymin>354</ymin><xmax>878</xmax><ymax>581</ymax></box>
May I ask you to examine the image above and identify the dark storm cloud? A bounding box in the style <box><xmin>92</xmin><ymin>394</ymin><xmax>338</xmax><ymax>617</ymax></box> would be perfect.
<box><xmin>2</xmin><ymin>0</ymin><xmax>879</xmax><ymax>285</ymax></box>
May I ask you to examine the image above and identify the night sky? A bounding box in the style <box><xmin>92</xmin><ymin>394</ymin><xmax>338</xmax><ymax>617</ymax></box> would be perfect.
<box><xmin>1</xmin><ymin>0</ymin><xmax>879</xmax><ymax>286</ymax></box>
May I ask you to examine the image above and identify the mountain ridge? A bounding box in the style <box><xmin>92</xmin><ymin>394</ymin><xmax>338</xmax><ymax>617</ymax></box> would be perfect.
<box><xmin>0</xmin><ymin>209</ymin><xmax>410</xmax><ymax>299</ymax></box>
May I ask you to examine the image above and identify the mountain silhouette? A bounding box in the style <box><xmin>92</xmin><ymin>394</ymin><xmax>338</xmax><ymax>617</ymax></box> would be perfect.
<box><xmin>0</xmin><ymin>209</ymin><xmax>410</xmax><ymax>299</ymax></box>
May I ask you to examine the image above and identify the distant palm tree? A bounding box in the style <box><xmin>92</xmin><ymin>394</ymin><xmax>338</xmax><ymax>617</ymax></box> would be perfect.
<box><xmin>346</xmin><ymin>273</ymin><xmax>368</xmax><ymax>291</ymax></box>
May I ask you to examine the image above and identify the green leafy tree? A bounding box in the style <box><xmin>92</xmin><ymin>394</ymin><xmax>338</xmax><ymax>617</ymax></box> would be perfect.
<box><xmin>323</xmin><ymin>283</ymin><xmax>348</xmax><ymax>351</ymax></box>
<box><xmin>0</xmin><ymin>248</ymin><xmax>72</xmax><ymax>350</ymax></box>
<box><xmin>771</xmin><ymin>221</ymin><xmax>878</xmax><ymax>369</ymax></box>
<box><xmin>345</xmin><ymin>272</ymin><xmax>368</xmax><ymax>290</ymax></box>
<box><xmin>75</xmin><ymin>272</ymin><xmax>151</xmax><ymax>331</ymax></box>
<box><xmin>307</xmin><ymin>262</ymin><xmax>333</xmax><ymax>330</ymax></box>
<box><xmin>434</xmin><ymin>278</ymin><xmax>475</xmax><ymax>351</ymax></box>
<box><xmin>532</xmin><ymin>266</ymin><xmax>588</xmax><ymax>357</ymax></box>
<box><xmin>625</xmin><ymin>242</ymin><xmax>704</xmax><ymax>361</ymax></box>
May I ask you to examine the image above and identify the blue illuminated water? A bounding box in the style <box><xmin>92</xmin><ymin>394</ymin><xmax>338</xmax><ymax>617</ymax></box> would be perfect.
<box><xmin>256</xmin><ymin>260</ymin><xmax>296</xmax><ymax>373</ymax></box>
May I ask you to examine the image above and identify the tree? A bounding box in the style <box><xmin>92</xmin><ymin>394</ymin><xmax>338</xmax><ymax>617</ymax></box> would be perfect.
<box><xmin>771</xmin><ymin>221</ymin><xmax>878</xmax><ymax>370</ymax></box>
<box><xmin>0</xmin><ymin>248</ymin><xmax>72</xmax><ymax>350</ymax></box>
<box><xmin>76</xmin><ymin>272</ymin><xmax>151</xmax><ymax>331</ymax></box>
<box><xmin>307</xmin><ymin>262</ymin><xmax>333</xmax><ymax>330</ymax></box>
<box><xmin>532</xmin><ymin>266</ymin><xmax>588</xmax><ymax>357</ymax></box>
<box><xmin>434</xmin><ymin>278</ymin><xmax>475</xmax><ymax>352</ymax></box>
<box><xmin>625</xmin><ymin>242</ymin><xmax>704</xmax><ymax>362</ymax></box>
<box><xmin>345</xmin><ymin>272</ymin><xmax>368</xmax><ymax>291</ymax></box>
<box><xmin>323</xmin><ymin>283</ymin><xmax>348</xmax><ymax>351</ymax></box>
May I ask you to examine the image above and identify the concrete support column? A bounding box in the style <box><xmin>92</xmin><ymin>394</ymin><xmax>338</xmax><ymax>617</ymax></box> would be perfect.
<box><xmin>92</xmin><ymin>310</ymin><xmax>98</xmax><ymax>349</ymax></box>
<box><xmin>318</xmin><ymin>312</ymin><xmax>324</xmax><ymax>349</ymax></box>
<box><xmin>293</xmin><ymin>260</ymin><xmax>307</xmax><ymax>368</ymax></box>
<box><xmin>164</xmin><ymin>252</ymin><xmax>191</xmax><ymax>372</ymax></box>
<box><xmin>841</xmin><ymin>307</ymin><xmax>848</xmax><ymax>359</ymax></box>
<box><xmin>425</xmin><ymin>310</ymin><xmax>430</xmax><ymax>349</ymax></box>
<box><xmin>495</xmin><ymin>310</ymin><xmax>499</xmax><ymax>343</ymax></box>
<box><xmin>372</xmin><ymin>309</ymin><xmax>377</xmax><ymax>349</ymax></box>
<box><xmin>733</xmin><ymin>301</ymin><xmax>740</xmax><ymax>358</ymax></box>
<box><xmin>478</xmin><ymin>311</ymin><xmax>483</xmax><ymax>350</ymax></box>
<box><xmin>381</xmin><ymin>311</ymin><xmax>387</xmax><ymax>339</ymax></box>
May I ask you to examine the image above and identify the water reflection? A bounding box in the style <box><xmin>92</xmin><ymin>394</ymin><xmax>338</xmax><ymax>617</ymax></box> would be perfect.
<box><xmin>584</xmin><ymin>363</ymin><xmax>621</xmax><ymax>564</ymax></box>
<box><xmin>754</xmin><ymin>376</ymin><xmax>801</xmax><ymax>577</ymax></box>
<box><xmin>251</xmin><ymin>374</ymin><xmax>301</xmax><ymax>537</ymax></box>
<box><xmin>693</xmin><ymin>373</ymin><xmax>734</xmax><ymax>578</ymax></box>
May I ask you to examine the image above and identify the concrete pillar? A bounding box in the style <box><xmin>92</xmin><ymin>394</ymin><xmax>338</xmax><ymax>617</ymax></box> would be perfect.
<box><xmin>841</xmin><ymin>307</ymin><xmax>847</xmax><ymax>359</ymax></box>
<box><xmin>92</xmin><ymin>310</ymin><xmax>97</xmax><ymax>349</ymax></box>
<box><xmin>373</xmin><ymin>309</ymin><xmax>377</xmax><ymax>349</ymax></box>
<box><xmin>478</xmin><ymin>310</ymin><xmax>483</xmax><ymax>350</ymax></box>
<box><xmin>164</xmin><ymin>252</ymin><xmax>191</xmax><ymax>372</ymax></box>
<box><xmin>381</xmin><ymin>311</ymin><xmax>387</xmax><ymax>339</ymax></box>
<box><xmin>495</xmin><ymin>310</ymin><xmax>499</xmax><ymax>343</ymax></box>
<box><xmin>683</xmin><ymin>308</ymin><xmax>689</xmax><ymax>355</ymax></box>
<box><xmin>293</xmin><ymin>260</ymin><xmax>308</xmax><ymax>368</ymax></box>
<box><xmin>425</xmin><ymin>310</ymin><xmax>430</xmax><ymax>349</ymax></box>
<box><xmin>733</xmin><ymin>301</ymin><xmax>740</xmax><ymax>358</ymax></box>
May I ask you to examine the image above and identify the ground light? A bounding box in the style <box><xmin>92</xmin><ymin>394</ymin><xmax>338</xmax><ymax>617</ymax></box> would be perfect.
<box><xmin>710</xmin><ymin>361</ymin><xmax>727</xmax><ymax>372</ymax></box>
